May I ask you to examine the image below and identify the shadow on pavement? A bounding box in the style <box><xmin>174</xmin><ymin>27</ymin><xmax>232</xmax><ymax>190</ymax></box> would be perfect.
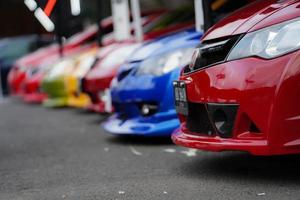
<box><xmin>180</xmin><ymin>152</ymin><xmax>300</xmax><ymax>184</ymax></box>
<box><xmin>106</xmin><ymin>135</ymin><xmax>174</xmax><ymax>146</ymax></box>
<box><xmin>73</xmin><ymin>108</ymin><xmax>99</xmax><ymax>115</ymax></box>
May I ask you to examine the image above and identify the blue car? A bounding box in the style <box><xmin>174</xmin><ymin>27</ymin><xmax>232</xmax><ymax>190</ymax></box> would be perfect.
<box><xmin>103</xmin><ymin>29</ymin><xmax>202</xmax><ymax>136</ymax></box>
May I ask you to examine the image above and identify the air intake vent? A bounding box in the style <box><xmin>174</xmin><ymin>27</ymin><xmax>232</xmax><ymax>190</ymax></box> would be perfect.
<box><xmin>185</xmin><ymin>102</ymin><xmax>239</xmax><ymax>138</ymax></box>
<box><xmin>249</xmin><ymin>122</ymin><xmax>261</xmax><ymax>133</ymax></box>
<box><xmin>186</xmin><ymin>103</ymin><xmax>215</xmax><ymax>136</ymax></box>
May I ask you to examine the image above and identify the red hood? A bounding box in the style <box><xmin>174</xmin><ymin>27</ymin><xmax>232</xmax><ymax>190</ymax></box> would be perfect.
<box><xmin>203</xmin><ymin>0</ymin><xmax>298</xmax><ymax>41</ymax></box>
<box><xmin>14</xmin><ymin>43</ymin><xmax>97</xmax><ymax>70</ymax></box>
<box><xmin>14</xmin><ymin>44</ymin><xmax>59</xmax><ymax>67</ymax></box>
<box><xmin>85</xmin><ymin>43</ymin><xmax>135</xmax><ymax>80</ymax></box>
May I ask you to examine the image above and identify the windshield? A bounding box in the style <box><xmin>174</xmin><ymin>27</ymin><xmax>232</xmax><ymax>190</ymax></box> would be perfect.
<box><xmin>143</xmin><ymin>5</ymin><xmax>194</xmax><ymax>33</ymax></box>
<box><xmin>0</xmin><ymin>37</ymin><xmax>34</xmax><ymax>60</ymax></box>
<box><xmin>204</xmin><ymin>0</ymin><xmax>252</xmax><ymax>30</ymax></box>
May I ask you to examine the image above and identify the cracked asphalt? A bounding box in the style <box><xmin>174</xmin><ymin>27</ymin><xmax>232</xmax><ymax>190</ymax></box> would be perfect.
<box><xmin>0</xmin><ymin>98</ymin><xmax>300</xmax><ymax>200</ymax></box>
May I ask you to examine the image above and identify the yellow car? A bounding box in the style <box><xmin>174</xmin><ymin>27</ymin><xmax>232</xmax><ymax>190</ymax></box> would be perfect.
<box><xmin>42</xmin><ymin>46</ymin><xmax>98</xmax><ymax>108</ymax></box>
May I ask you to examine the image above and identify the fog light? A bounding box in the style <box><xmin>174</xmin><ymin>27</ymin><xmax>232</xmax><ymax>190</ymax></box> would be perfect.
<box><xmin>142</xmin><ymin>106</ymin><xmax>150</xmax><ymax>115</ymax></box>
<box><xmin>140</xmin><ymin>103</ymin><xmax>158</xmax><ymax>116</ymax></box>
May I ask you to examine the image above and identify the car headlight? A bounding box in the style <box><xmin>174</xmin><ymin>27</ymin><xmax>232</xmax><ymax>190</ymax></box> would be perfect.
<box><xmin>73</xmin><ymin>55</ymin><xmax>96</xmax><ymax>77</ymax></box>
<box><xmin>228</xmin><ymin>18</ymin><xmax>300</xmax><ymax>61</ymax></box>
<box><xmin>137</xmin><ymin>48</ymin><xmax>195</xmax><ymax>76</ymax></box>
<box><xmin>47</xmin><ymin>59</ymin><xmax>73</xmax><ymax>79</ymax></box>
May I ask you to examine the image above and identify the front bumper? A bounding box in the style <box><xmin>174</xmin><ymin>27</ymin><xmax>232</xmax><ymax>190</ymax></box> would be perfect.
<box><xmin>172</xmin><ymin>127</ymin><xmax>268</xmax><ymax>155</ymax></box>
<box><xmin>8</xmin><ymin>70</ymin><xmax>26</xmax><ymax>95</ymax></box>
<box><xmin>106</xmin><ymin>68</ymin><xmax>181</xmax><ymax>136</ymax></box>
<box><xmin>42</xmin><ymin>75</ymin><xmax>91</xmax><ymax>108</ymax></box>
<box><xmin>103</xmin><ymin>110</ymin><xmax>179</xmax><ymax>136</ymax></box>
<box><xmin>86</xmin><ymin>100</ymin><xmax>114</xmax><ymax>113</ymax></box>
<box><xmin>43</xmin><ymin>97</ymin><xmax>68</xmax><ymax>107</ymax></box>
<box><xmin>42</xmin><ymin>76</ymin><xmax>68</xmax><ymax>97</ymax></box>
<box><xmin>173</xmin><ymin>52</ymin><xmax>300</xmax><ymax>155</ymax></box>
<box><xmin>86</xmin><ymin>103</ymin><xmax>105</xmax><ymax>113</ymax></box>
<box><xmin>43</xmin><ymin>94</ymin><xmax>91</xmax><ymax>108</ymax></box>
<box><xmin>83</xmin><ymin>75</ymin><xmax>114</xmax><ymax>113</ymax></box>
<box><xmin>23</xmin><ymin>93</ymin><xmax>48</xmax><ymax>104</ymax></box>
<box><xmin>22</xmin><ymin>74</ymin><xmax>47</xmax><ymax>104</ymax></box>
<box><xmin>68</xmin><ymin>93</ymin><xmax>91</xmax><ymax>108</ymax></box>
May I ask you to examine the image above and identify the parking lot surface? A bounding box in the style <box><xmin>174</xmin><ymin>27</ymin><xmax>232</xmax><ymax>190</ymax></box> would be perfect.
<box><xmin>0</xmin><ymin>98</ymin><xmax>300</xmax><ymax>200</ymax></box>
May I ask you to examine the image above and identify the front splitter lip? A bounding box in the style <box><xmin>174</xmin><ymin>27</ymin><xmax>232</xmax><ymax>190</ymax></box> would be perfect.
<box><xmin>86</xmin><ymin>103</ymin><xmax>105</xmax><ymax>113</ymax></box>
<box><xmin>43</xmin><ymin>97</ymin><xmax>68</xmax><ymax>107</ymax></box>
<box><xmin>23</xmin><ymin>93</ymin><xmax>48</xmax><ymax>104</ymax></box>
<box><xmin>172</xmin><ymin>129</ymin><xmax>270</xmax><ymax>155</ymax></box>
<box><xmin>43</xmin><ymin>94</ymin><xmax>91</xmax><ymax>108</ymax></box>
<box><xmin>86</xmin><ymin>102</ymin><xmax>114</xmax><ymax>114</ymax></box>
<box><xmin>102</xmin><ymin>113</ymin><xmax>180</xmax><ymax>137</ymax></box>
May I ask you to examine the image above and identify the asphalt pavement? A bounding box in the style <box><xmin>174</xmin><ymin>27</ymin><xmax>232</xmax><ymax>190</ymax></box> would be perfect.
<box><xmin>0</xmin><ymin>98</ymin><xmax>300</xmax><ymax>200</ymax></box>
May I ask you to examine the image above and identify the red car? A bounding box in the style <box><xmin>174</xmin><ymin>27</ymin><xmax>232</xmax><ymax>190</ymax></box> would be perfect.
<box><xmin>172</xmin><ymin>0</ymin><xmax>300</xmax><ymax>155</ymax></box>
<box><xmin>83</xmin><ymin>6</ymin><xmax>196</xmax><ymax>113</ymax></box>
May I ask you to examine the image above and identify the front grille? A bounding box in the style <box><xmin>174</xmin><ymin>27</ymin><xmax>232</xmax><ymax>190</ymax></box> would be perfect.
<box><xmin>186</xmin><ymin>102</ymin><xmax>238</xmax><ymax>138</ymax></box>
<box><xmin>184</xmin><ymin>34</ymin><xmax>242</xmax><ymax>74</ymax></box>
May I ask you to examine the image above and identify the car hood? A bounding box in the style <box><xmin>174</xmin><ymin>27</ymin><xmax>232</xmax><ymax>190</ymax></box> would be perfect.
<box><xmin>14</xmin><ymin>44</ymin><xmax>59</xmax><ymax>68</ymax></box>
<box><xmin>45</xmin><ymin>47</ymin><xmax>98</xmax><ymax>80</ymax></box>
<box><xmin>85</xmin><ymin>43</ymin><xmax>140</xmax><ymax>79</ymax></box>
<box><xmin>203</xmin><ymin>0</ymin><xmax>298</xmax><ymax>41</ymax></box>
<box><xmin>114</xmin><ymin>30</ymin><xmax>202</xmax><ymax>82</ymax></box>
<box><xmin>128</xmin><ymin>28</ymin><xmax>198</xmax><ymax>62</ymax></box>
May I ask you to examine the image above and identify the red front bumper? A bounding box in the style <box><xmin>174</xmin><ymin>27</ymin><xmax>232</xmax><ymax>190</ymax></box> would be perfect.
<box><xmin>172</xmin><ymin>51</ymin><xmax>300</xmax><ymax>155</ymax></box>
<box><xmin>172</xmin><ymin>125</ymin><xmax>269</xmax><ymax>155</ymax></box>
<box><xmin>8</xmin><ymin>69</ymin><xmax>26</xmax><ymax>96</ymax></box>
<box><xmin>86</xmin><ymin>101</ymin><xmax>106</xmax><ymax>113</ymax></box>
<box><xmin>83</xmin><ymin>75</ymin><xmax>114</xmax><ymax>113</ymax></box>
<box><xmin>23</xmin><ymin>93</ymin><xmax>48</xmax><ymax>103</ymax></box>
<box><xmin>22</xmin><ymin>74</ymin><xmax>47</xmax><ymax>104</ymax></box>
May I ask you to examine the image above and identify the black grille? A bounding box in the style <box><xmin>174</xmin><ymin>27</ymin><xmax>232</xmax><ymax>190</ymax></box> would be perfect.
<box><xmin>184</xmin><ymin>34</ymin><xmax>242</xmax><ymax>74</ymax></box>
<box><xmin>186</xmin><ymin>102</ymin><xmax>238</xmax><ymax>138</ymax></box>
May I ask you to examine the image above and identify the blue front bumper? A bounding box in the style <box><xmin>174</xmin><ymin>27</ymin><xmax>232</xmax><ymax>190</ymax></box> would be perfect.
<box><xmin>102</xmin><ymin>109</ymin><xmax>179</xmax><ymax>136</ymax></box>
<box><xmin>103</xmin><ymin>68</ymin><xmax>181</xmax><ymax>136</ymax></box>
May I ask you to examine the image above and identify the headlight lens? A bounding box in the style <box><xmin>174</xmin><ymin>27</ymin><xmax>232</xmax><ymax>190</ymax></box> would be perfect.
<box><xmin>137</xmin><ymin>48</ymin><xmax>195</xmax><ymax>76</ymax></box>
<box><xmin>47</xmin><ymin>59</ymin><xmax>74</xmax><ymax>79</ymax></box>
<box><xmin>73</xmin><ymin>55</ymin><xmax>96</xmax><ymax>77</ymax></box>
<box><xmin>228</xmin><ymin>18</ymin><xmax>300</xmax><ymax>61</ymax></box>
